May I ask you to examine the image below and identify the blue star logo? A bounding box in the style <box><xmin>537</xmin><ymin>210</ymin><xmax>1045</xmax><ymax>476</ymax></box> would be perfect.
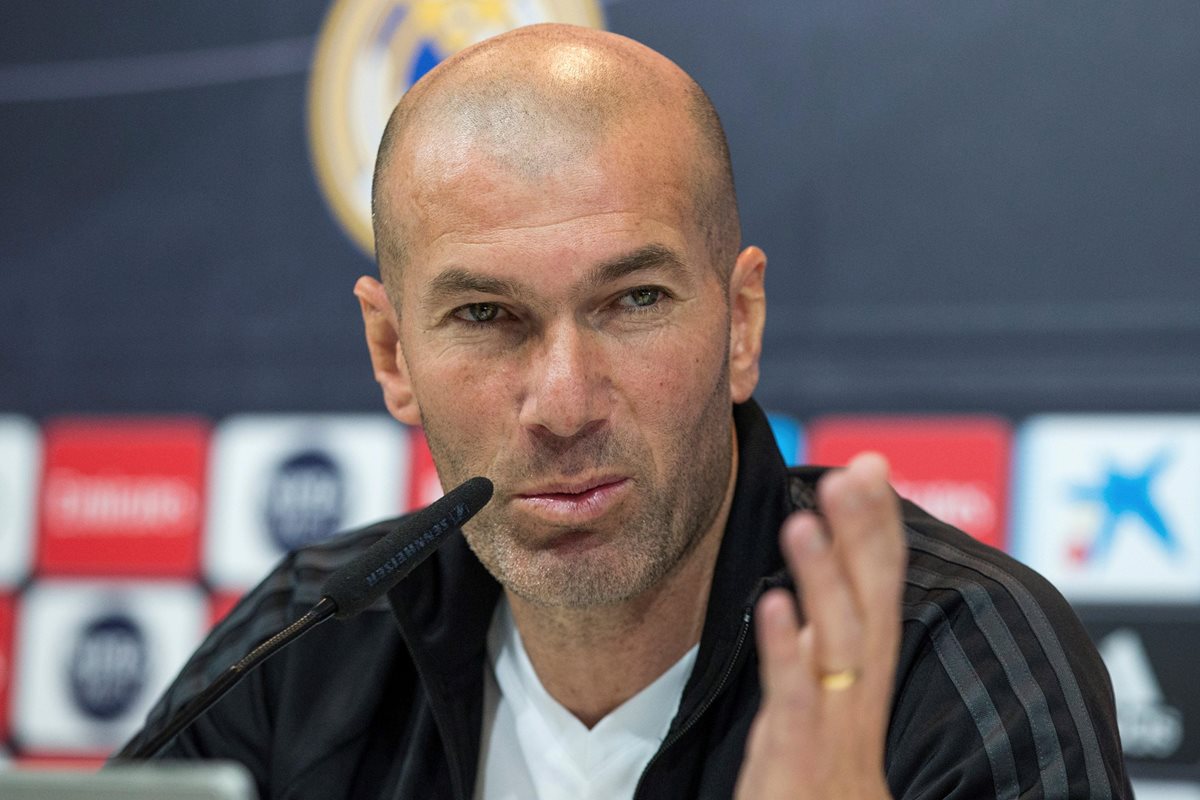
<box><xmin>1070</xmin><ymin>450</ymin><xmax>1178</xmax><ymax>561</ymax></box>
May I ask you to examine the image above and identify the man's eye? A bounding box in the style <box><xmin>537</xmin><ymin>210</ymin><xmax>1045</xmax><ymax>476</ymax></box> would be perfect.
<box><xmin>454</xmin><ymin>303</ymin><xmax>502</xmax><ymax>323</ymax></box>
<box><xmin>621</xmin><ymin>288</ymin><xmax>663</xmax><ymax>309</ymax></box>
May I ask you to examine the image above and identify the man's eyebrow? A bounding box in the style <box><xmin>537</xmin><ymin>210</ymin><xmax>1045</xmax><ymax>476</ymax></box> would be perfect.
<box><xmin>422</xmin><ymin>268</ymin><xmax>526</xmax><ymax>306</ymax></box>
<box><xmin>421</xmin><ymin>244</ymin><xmax>686</xmax><ymax>307</ymax></box>
<box><xmin>585</xmin><ymin>244</ymin><xmax>687</xmax><ymax>290</ymax></box>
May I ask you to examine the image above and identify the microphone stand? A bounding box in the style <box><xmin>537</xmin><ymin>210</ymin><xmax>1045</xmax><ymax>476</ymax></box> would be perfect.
<box><xmin>117</xmin><ymin>597</ymin><xmax>336</xmax><ymax>760</ymax></box>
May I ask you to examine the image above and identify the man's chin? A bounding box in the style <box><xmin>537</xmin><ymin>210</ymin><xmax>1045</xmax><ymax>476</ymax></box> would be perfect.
<box><xmin>492</xmin><ymin>545</ymin><xmax>655</xmax><ymax>610</ymax></box>
<box><xmin>529</xmin><ymin>528</ymin><xmax>610</xmax><ymax>557</ymax></box>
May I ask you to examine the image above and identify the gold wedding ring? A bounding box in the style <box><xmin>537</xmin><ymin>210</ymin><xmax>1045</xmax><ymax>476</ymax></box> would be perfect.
<box><xmin>819</xmin><ymin>668</ymin><xmax>860</xmax><ymax>692</ymax></box>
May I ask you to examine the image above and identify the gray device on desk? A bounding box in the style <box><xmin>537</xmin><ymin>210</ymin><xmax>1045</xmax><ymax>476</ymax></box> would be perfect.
<box><xmin>0</xmin><ymin>761</ymin><xmax>257</xmax><ymax>799</ymax></box>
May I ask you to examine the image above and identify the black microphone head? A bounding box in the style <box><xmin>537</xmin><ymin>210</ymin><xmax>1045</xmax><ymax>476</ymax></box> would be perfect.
<box><xmin>321</xmin><ymin>476</ymin><xmax>493</xmax><ymax>618</ymax></box>
<box><xmin>452</xmin><ymin>475</ymin><xmax>494</xmax><ymax>514</ymax></box>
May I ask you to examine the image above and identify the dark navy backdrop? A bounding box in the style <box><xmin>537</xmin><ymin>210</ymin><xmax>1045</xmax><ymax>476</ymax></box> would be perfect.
<box><xmin>2</xmin><ymin>1</ymin><xmax>1197</xmax><ymax>417</ymax></box>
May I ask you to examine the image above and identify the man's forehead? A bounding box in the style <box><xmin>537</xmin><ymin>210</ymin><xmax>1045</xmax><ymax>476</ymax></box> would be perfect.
<box><xmin>396</xmin><ymin>130</ymin><xmax>694</xmax><ymax>241</ymax></box>
<box><xmin>404</xmin><ymin>192</ymin><xmax>699</xmax><ymax>296</ymax></box>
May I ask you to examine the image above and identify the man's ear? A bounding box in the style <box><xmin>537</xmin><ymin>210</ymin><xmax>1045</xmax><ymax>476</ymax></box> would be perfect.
<box><xmin>355</xmin><ymin>276</ymin><xmax>422</xmax><ymax>426</ymax></box>
<box><xmin>728</xmin><ymin>246</ymin><xmax>767</xmax><ymax>404</ymax></box>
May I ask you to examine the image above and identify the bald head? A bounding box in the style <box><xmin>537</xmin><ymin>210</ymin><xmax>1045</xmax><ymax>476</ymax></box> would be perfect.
<box><xmin>371</xmin><ymin>24</ymin><xmax>740</xmax><ymax>295</ymax></box>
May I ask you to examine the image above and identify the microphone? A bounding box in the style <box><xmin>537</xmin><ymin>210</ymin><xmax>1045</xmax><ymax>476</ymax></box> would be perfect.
<box><xmin>116</xmin><ymin>476</ymin><xmax>494</xmax><ymax>760</ymax></box>
<box><xmin>321</xmin><ymin>475</ymin><xmax>493</xmax><ymax>617</ymax></box>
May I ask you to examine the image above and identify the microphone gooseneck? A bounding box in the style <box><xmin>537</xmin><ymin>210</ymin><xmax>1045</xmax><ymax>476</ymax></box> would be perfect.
<box><xmin>116</xmin><ymin>475</ymin><xmax>494</xmax><ymax>760</ymax></box>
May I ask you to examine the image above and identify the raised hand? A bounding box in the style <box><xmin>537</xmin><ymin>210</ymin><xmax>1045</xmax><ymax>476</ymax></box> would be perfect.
<box><xmin>735</xmin><ymin>453</ymin><xmax>907</xmax><ymax>800</ymax></box>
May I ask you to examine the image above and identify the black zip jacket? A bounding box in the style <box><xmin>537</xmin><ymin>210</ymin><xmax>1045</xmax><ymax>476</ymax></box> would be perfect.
<box><xmin>124</xmin><ymin>400</ymin><xmax>1132</xmax><ymax>799</ymax></box>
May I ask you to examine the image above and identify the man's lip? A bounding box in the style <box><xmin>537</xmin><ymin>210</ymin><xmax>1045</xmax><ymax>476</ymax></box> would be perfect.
<box><xmin>515</xmin><ymin>476</ymin><xmax>628</xmax><ymax>497</ymax></box>
<box><xmin>511</xmin><ymin>477</ymin><xmax>630</xmax><ymax>524</ymax></box>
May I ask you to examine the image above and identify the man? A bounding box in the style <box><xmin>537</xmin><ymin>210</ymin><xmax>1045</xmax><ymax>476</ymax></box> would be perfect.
<box><xmin>125</xmin><ymin>23</ymin><xmax>1131</xmax><ymax>799</ymax></box>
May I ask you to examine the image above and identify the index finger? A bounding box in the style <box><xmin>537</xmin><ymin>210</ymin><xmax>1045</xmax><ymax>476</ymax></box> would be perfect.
<box><xmin>817</xmin><ymin>453</ymin><xmax>907</xmax><ymax>620</ymax></box>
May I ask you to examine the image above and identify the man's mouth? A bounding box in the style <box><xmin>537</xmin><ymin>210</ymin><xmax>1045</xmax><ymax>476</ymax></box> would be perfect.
<box><xmin>513</xmin><ymin>476</ymin><xmax>630</xmax><ymax>524</ymax></box>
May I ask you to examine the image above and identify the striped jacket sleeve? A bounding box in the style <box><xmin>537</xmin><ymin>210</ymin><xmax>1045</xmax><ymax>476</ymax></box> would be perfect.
<box><xmin>884</xmin><ymin>503</ymin><xmax>1133</xmax><ymax>799</ymax></box>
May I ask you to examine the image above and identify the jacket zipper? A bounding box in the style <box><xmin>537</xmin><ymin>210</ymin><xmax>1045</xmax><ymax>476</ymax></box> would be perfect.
<box><xmin>631</xmin><ymin>605</ymin><xmax>754</xmax><ymax>799</ymax></box>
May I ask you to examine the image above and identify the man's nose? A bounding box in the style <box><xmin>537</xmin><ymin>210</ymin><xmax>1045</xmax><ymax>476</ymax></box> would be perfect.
<box><xmin>519</xmin><ymin>321</ymin><xmax>610</xmax><ymax>439</ymax></box>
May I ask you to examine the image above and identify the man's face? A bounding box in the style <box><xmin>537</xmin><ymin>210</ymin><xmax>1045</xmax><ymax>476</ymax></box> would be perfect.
<box><xmin>387</xmin><ymin>133</ymin><xmax>738</xmax><ymax>609</ymax></box>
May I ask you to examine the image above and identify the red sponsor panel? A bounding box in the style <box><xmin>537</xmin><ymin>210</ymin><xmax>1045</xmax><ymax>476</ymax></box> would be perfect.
<box><xmin>0</xmin><ymin>594</ymin><xmax>12</xmax><ymax>741</ymax></box>
<box><xmin>37</xmin><ymin>419</ymin><xmax>209</xmax><ymax>577</ymax></box>
<box><xmin>808</xmin><ymin>417</ymin><xmax>1011</xmax><ymax>550</ymax></box>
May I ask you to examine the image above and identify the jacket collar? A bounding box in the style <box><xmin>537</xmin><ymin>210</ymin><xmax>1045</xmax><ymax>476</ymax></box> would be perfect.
<box><xmin>673</xmin><ymin>398</ymin><xmax>792</xmax><ymax>725</ymax></box>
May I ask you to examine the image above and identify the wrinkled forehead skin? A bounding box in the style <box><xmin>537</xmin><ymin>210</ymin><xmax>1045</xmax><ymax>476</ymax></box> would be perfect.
<box><xmin>370</xmin><ymin>23</ymin><xmax>737</xmax><ymax>301</ymax></box>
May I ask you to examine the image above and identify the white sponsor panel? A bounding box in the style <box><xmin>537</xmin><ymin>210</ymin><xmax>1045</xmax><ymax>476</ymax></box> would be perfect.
<box><xmin>0</xmin><ymin>416</ymin><xmax>39</xmax><ymax>588</ymax></box>
<box><xmin>13</xmin><ymin>580</ymin><xmax>206</xmax><ymax>753</ymax></box>
<box><xmin>1013</xmin><ymin>416</ymin><xmax>1200</xmax><ymax>602</ymax></box>
<box><xmin>1132</xmin><ymin>781</ymin><xmax>1200</xmax><ymax>800</ymax></box>
<box><xmin>204</xmin><ymin>415</ymin><xmax>408</xmax><ymax>589</ymax></box>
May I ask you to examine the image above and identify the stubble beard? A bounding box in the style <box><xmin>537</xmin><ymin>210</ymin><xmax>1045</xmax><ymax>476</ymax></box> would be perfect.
<box><xmin>420</xmin><ymin>372</ymin><xmax>734</xmax><ymax>610</ymax></box>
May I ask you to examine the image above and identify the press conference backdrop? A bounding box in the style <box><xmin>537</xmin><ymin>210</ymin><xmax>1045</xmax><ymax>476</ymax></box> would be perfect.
<box><xmin>0</xmin><ymin>1</ymin><xmax>1197</xmax><ymax>793</ymax></box>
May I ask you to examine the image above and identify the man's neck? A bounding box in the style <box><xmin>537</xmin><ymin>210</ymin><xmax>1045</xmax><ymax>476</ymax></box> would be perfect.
<box><xmin>506</xmin><ymin>438</ymin><xmax>739</xmax><ymax>729</ymax></box>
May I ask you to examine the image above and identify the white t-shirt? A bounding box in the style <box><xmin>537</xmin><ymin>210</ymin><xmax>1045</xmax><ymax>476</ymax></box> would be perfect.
<box><xmin>474</xmin><ymin>598</ymin><xmax>699</xmax><ymax>800</ymax></box>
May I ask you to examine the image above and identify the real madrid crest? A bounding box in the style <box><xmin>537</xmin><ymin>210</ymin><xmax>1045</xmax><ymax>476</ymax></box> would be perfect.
<box><xmin>308</xmin><ymin>0</ymin><xmax>605</xmax><ymax>256</ymax></box>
